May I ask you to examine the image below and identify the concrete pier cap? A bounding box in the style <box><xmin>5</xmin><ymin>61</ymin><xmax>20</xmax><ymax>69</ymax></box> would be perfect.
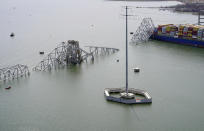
<box><xmin>104</xmin><ymin>88</ymin><xmax>152</xmax><ymax>104</ymax></box>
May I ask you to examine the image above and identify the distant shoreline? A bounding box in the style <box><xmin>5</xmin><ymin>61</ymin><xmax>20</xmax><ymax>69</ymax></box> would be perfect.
<box><xmin>107</xmin><ymin>0</ymin><xmax>204</xmax><ymax>14</ymax></box>
<box><xmin>162</xmin><ymin>2</ymin><xmax>204</xmax><ymax>14</ymax></box>
<box><xmin>106</xmin><ymin>0</ymin><xmax>179</xmax><ymax>1</ymax></box>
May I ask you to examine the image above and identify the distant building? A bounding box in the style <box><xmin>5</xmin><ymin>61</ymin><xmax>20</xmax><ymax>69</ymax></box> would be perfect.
<box><xmin>181</xmin><ymin>0</ymin><xmax>204</xmax><ymax>3</ymax></box>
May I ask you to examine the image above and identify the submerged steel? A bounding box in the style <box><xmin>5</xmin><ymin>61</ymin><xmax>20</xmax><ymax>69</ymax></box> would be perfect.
<box><xmin>0</xmin><ymin>64</ymin><xmax>30</xmax><ymax>82</ymax></box>
<box><xmin>85</xmin><ymin>46</ymin><xmax>119</xmax><ymax>55</ymax></box>
<box><xmin>131</xmin><ymin>18</ymin><xmax>155</xmax><ymax>43</ymax></box>
<box><xmin>33</xmin><ymin>40</ymin><xmax>119</xmax><ymax>71</ymax></box>
<box><xmin>33</xmin><ymin>40</ymin><xmax>92</xmax><ymax>71</ymax></box>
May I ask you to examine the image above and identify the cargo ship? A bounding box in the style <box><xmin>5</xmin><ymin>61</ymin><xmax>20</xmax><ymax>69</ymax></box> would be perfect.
<box><xmin>150</xmin><ymin>24</ymin><xmax>204</xmax><ymax>48</ymax></box>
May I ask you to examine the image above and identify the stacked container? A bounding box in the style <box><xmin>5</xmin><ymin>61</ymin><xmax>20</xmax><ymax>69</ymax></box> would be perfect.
<box><xmin>183</xmin><ymin>26</ymin><xmax>189</xmax><ymax>38</ymax></box>
<box><xmin>197</xmin><ymin>28</ymin><xmax>203</xmax><ymax>40</ymax></box>
<box><xmin>170</xmin><ymin>25</ymin><xmax>178</xmax><ymax>37</ymax></box>
<box><xmin>157</xmin><ymin>25</ymin><xmax>163</xmax><ymax>35</ymax></box>
<box><xmin>166</xmin><ymin>26</ymin><xmax>171</xmax><ymax>34</ymax></box>
<box><xmin>178</xmin><ymin>25</ymin><xmax>185</xmax><ymax>38</ymax></box>
<box><xmin>202</xmin><ymin>31</ymin><xmax>204</xmax><ymax>41</ymax></box>
<box><xmin>192</xmin><ymin>26</ymin><xmax>199</xmax><ymax>39</ymax></box>
<box><xmin>155</xmin><ymin>24</ymin><xmax>204</xmax><ymax>41</ymax></box>
<box><xmin>162</xmin><ymin>26</ymin><xmax>166</xmax><ymax>34</ymax></box>
<box><xmin>157</xmin><ymin>24</ymin><xmax>173</xmax><ymax>35</ymax></box>
<box><xmin>187</xmin><ymin>26</ymin><xmax>193</xmax><ymax>39</ymax></box>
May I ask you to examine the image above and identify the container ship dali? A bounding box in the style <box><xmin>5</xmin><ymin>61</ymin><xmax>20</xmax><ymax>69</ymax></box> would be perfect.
<box><xmin>150</xmin><ymin>24</ymin><xmax>204</xmax><ymax>48</ymax></box>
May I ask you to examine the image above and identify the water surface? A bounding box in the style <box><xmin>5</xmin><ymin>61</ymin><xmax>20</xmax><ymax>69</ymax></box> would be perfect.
<box><xmin>0</xmin><ymin>0</ymin><xmax>204</xmax><ymax>131</ymax></box>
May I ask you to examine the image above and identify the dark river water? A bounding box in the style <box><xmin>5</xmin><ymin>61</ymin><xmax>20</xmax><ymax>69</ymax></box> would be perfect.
<box><xmin>1</xmin><ymin>0</ymin><xmax>204</xmax><ymax>131</ymax></box>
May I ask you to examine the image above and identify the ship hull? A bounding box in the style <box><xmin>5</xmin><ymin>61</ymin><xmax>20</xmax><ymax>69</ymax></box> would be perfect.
<box><xmin>151</xmin><ymin>34</ymin><xmax>204</xmax><ymax>48</ymax></box>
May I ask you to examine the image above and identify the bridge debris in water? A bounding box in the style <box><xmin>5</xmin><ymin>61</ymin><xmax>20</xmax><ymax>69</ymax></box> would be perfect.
<box><xmin>131</xmin><ymin>18</ymin><xmax>155</xmax><ymax>44</ymax></box>
<box><xmin>85</xmin><ymin>46</ymin><xmax>119</xmax><ymax>55</ymax></box>
<box><xmin>33</xmin><ymin>40</ymin><xmax>119</xmax><ymax>71</ymax></box>
<box><xmin>0</xmin><ymin>64</ymin><xmax>30</xmax><ymax>82</ymax></box>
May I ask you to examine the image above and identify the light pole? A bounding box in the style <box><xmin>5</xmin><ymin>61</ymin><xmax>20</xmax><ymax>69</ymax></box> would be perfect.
<box><xmin>125</xmin><ymin>6</ymin><xmax>128</xmax><ymax>94</ymax></box>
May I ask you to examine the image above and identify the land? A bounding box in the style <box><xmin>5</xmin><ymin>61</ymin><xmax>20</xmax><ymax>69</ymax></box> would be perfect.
<box><xmin>171</xmin><ymin>2</ymin><xmax>204</xmax><ymax>13</ymax></box>
<box><xmin>109</xmin><ymin>0</ymin><xmax>204</xmax><ymax>13</ymax></box>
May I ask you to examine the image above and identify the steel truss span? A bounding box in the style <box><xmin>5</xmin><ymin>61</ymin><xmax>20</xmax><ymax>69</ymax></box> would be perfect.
<box><xmin>131</xmin><ymin>18</ymin><xmax>155</xmax><ymax>44</ymax></box>
<box><xmin>33</xmin><ymin>40</ymin><xmax>119</xmax><ymax>71</ymax></box>
<box><xmin>0</xmin><ymin>64</ymin><xmax>30</xmax><ymax>82</ymax></box>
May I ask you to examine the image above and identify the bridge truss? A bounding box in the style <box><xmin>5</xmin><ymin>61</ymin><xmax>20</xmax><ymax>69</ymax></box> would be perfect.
<box><xmin>0</xmin><ymin>64</ymin><xmax>30</xmax><ymax>82</ymax></box>
<box><xmin>131</xmin><ymin>18</ymin><xmax>155</xmax><ymax>44</ymax></box>
<box><xmin>33</xmin><ymin>40</ymin><xmax>119</xmax><ymax>71</ymax></box>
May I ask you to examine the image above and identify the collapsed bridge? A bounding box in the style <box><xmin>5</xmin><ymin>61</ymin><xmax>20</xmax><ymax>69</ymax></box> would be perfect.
<box><xmin>131</xmin><ymin>18</ymin><xmax>155</xmax><ymax>43</ymax></box>
<box><xmin>0</xmin><ymin>64</ymin><xmax>30</xmax><ymax>82</ymax></box>
<box><xmin>33</xmin><ymin>40</ymin><xmax>119</xmax><ymax>71</ymax></box>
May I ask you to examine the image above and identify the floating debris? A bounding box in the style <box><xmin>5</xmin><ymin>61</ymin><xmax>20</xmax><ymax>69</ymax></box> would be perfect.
<box><xmin>5</xmin><ymin>86</ymin><xmax>11</xmax><ymax>90</ymax></box>
<box><xmin>133</xmin><ymin>67</ymin><xmax>140</xmax><ymax>73</ymax></box>
<box><xmin>10</xmin><ymin>32</ymin><xmax>15</xmax><ymax>37</ymax></box>
<box><xmin>39</xmin><ymin>51</ymin><xmax>44</xmax><ymax>55</ymax></box>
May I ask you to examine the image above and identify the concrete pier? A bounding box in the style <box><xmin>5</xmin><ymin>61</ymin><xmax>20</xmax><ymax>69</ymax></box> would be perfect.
<box><xmin>104</xmin><ymin>88</ymin><xmax>152</xmax><ymax>104</ymax></box>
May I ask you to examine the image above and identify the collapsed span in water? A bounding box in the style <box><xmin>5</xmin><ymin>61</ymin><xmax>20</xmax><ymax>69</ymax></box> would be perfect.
<box><xmin>33</xmin><ymin>40</ymin><xmax>119</xmax><ymax>71</ymax></box>
<box><xmin>131</xmin><ymin>18</ymin><xmax>155</xmax><ymax>43</ymax></box>
<box><xmin>0</xmin><ymin>64</ymin><xmax>30</xmax><ymax>82</ymax></box>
